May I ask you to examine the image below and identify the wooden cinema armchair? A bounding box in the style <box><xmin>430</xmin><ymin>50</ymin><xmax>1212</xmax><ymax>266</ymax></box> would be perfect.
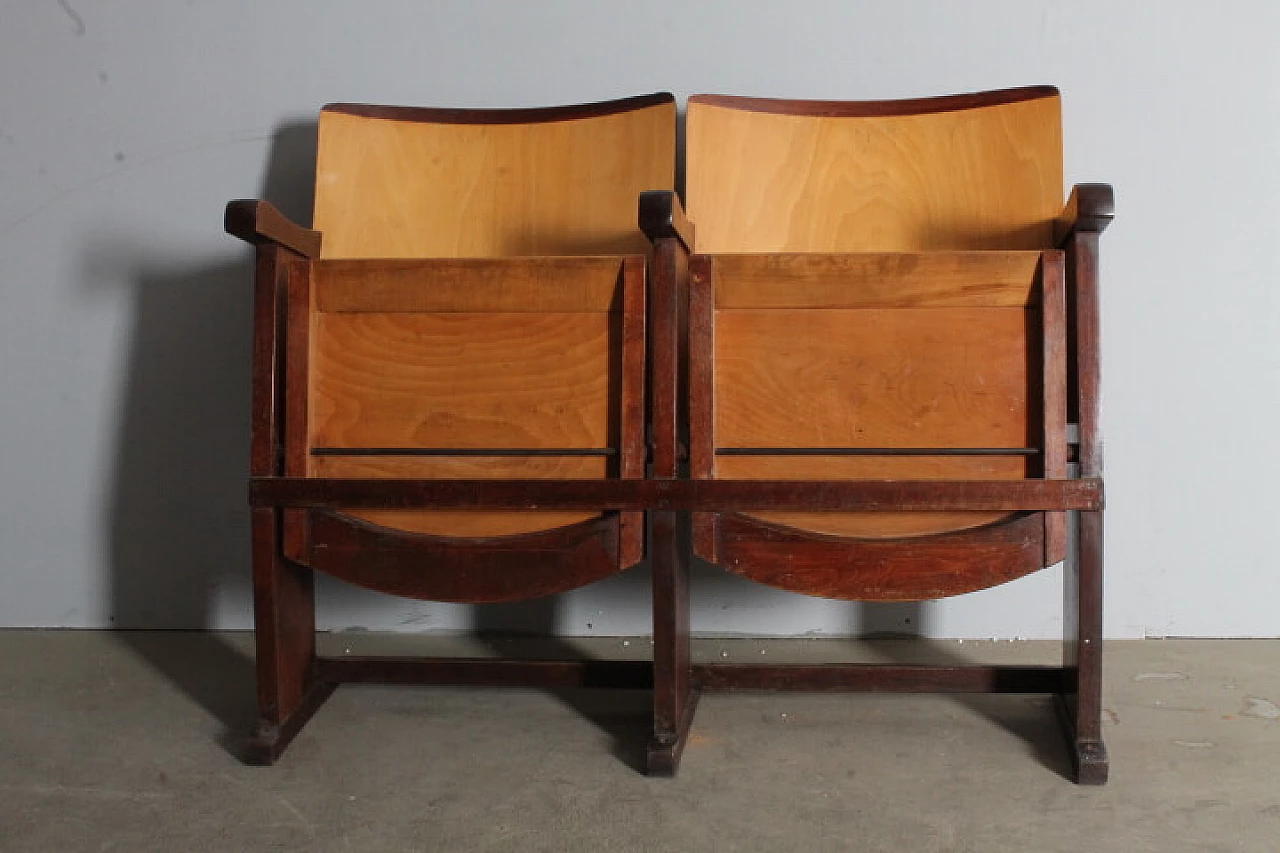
<box><xmin>640</xmin><ymin>86</ymin><xmax>1113</xmax><ymax>782</ymax></box>
<box><xmin>227</xmin><ymin>93</ymin><xmax>675</xmax><ymax>761</ymax></box>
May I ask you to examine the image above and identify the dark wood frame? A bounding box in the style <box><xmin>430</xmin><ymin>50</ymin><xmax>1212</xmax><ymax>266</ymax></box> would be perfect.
<box><xmin>227</xmin><ymin>199</ymin><xmax>652</xmax><ymax>763</ymax></box>
<box><xmin>228</xmin><ymin>153</ymin><xmax>1112</xmax><ymax>783</ymax></box>
<box><xmin>637</xmin><ymin>182</ymin><xmax>1113</xmax><ymax>784</ymax></box>
<box><xmin>323</xmin><ymin>92</ymin><xmax>674</xmax><ymax>125</ymax></box>
<box><xmin>687</xmin><ymin>85</ymin><xmax>1059</xmax><ymax>118</ymax></box>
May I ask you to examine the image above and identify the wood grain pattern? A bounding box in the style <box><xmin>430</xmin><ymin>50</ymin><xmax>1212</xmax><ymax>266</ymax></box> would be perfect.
<box><xmin>251</xmin><ymin>507</ymin><xmax>318</xmax><ymax>740</ymax></box>
<box><xmin>713</xmin><ymin>510</ymin><xmax>1044</xmax><ymax>601</ymax></box>
<box><xmin>712</xmin><ymin>252</ymin><xmax>1041</xmax><ymax>308</ymax></box>
<box><xmin>282</xmin><ymin>256</ymin><xmax>313</xmax><ymax>563</ymax></box>
<box><xmin>686</xmin><ymin>92</ymin><xmax>1062</xmax><ymax>253</ymax></box>
<box><xmin>714</xmin><ymin>455</ymin><xmax>1025</xmax><ymax>538</ymax></box>
<box><xmin>714</xmin><ymin>307</ymin><xmax>1031</xmax><ymax>449</ymax></box>
<box><xmin>1040</xmin><ymin>253</ymin><xmax>1068</xmax><ymax>564</ymax></box>
<box><xmin>250</xmin><ymin>246</ymin><xmax>286</xmax><ymax>478</ymax></box>
<box><xmin>647</xmin><ymin>239</ymin><xmax>685</xmax><ymax>480</ymax></box>
<box><xmin>310</xmin><ymin>311</ymin><xmax>615</xmax><ymax>450</ymax></box>
<box><xmin>688</xmin><ymin>257</ymin><xmax>717</xmax><ymax>559</ymax></box>
<box><xmin>310</xmin><ymin>455</ymin><xmax>607</xmax><ymax>536</ymax></box>
<box><xmin>1062</xmin><ymin>227</ymin><xmax>1108</xmax><ymax>784</ymax></box>
<box><xmin>618</xmin><ymin>256</ymin><xmax>646</xmax><ymax>567</ymax></box>
<box><xmin>313</xmin><ymin>257</ymin><xmax>628</xmax><ymax>313</ymax></box>
<box><xmin>307</xmin><ymin>258</ymin><xmax>634</xmax><ymax>541</ymax></box>
<box><xmin>314</xmin><ymin>99</ymin><xmax>675</xmax><ymax>259</ymax></box>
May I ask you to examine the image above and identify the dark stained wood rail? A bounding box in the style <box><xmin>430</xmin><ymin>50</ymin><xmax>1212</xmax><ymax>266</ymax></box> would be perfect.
<box><xmin>694</xmin><ymin>663</ymin><xmax>1067</xmax><ymax>693</ymax></box>
<box><xmin>688</xmin><ymin>85</ymin><xmax>1059</xmax><ymax>117</ymax></box>
<box><xmin>712</xmin><ymin>511</ymin><xmax>1045</xmax><ymax>601</ymax></box>
<box><xmin>250</xmin><ymin>476</ymin><xmax>1104</xmax><ymax>512</ymax></box>
<box><xmin>302</xmin><ymin>511</ymin><xmax>626</xmax><ymax>603</ymax></box>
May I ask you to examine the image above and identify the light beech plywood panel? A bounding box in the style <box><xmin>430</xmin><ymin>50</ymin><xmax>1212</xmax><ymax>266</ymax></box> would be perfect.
<box><xmin>311</xmin><ymin>312</ymin><xmax>615</xmax><ymax>450</ymax></box>
<box><xmin>687</xmin><ymin>94</ymin><xmax>1062</xmax><ymax>253</ymax></box>
<box><xmin>314</xmin><ymin>101</ymin><xmax>675</xmax><ymax>259</ymax></box>
<box><xmin>714</xmin><ymin>307</ymin><xmax>1031</xmax><ymax>450</ymax></box>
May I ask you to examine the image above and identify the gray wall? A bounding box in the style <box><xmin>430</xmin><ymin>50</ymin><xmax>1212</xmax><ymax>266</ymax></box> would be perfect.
<box><xmin>2</xmin><ymin>1</ymin><xmax>1277</xmax><ymax>638</ymax></box>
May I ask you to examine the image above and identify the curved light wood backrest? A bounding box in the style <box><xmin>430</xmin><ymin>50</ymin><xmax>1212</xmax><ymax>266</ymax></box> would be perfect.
<box><xmin>314</xmin><ymin>94</ymin><xmax>676</xmax><ymax>259</ymax></box>
<box><xmin>686</xmin><ymin>87</ymin><xmax>1063</xmax><ymax>252</ymax></box>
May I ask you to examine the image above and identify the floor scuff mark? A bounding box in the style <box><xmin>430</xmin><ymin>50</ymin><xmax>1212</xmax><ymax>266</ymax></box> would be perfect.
<box><xmin>1241</xmin><ymin>696</ymin><xmax>1279</xmax><ymax>720</ymax></box>
<box><xmin>1134</xmin><ymin>671</ymin><xmax>1188</xmax><ymax>682</ymax></box>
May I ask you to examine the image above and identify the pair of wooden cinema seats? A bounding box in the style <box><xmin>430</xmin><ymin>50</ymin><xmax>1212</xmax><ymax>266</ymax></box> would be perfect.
<box><xmin>228</xmin><ymin>87</ymin><xmax>1113</xmax><ymax>783</ymax></box>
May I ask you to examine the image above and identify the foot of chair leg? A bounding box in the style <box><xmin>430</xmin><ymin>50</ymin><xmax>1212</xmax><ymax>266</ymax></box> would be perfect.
<box><xmin>1054</xmin><ymin>693</ymin><xmax>1109</xmax><ymax>785</ymax></box>
<box><xmin>646</xmin><ymin>689</ymin><xmax>700</xmax><ymax>777</ymax></box>
<box><xmin>245</xmin><ymin>680</ymin><xmax>336</xmax><ymax>765</ymax></box>
<box><xmin>1072</xmin><ymin>738</ymin><xmax>1110</xmax><ymax>785</ymax></box>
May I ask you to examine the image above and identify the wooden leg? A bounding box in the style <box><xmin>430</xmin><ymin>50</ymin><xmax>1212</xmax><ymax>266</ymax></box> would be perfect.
<box><xmin>246</xmin><ymin>508</ymin><xmax>332</xmax><ymax>764</ymax></box>
<box><xmin>648</xmin><ymin>509</ymin><xmax>699</xmax><ymax>775</ymax></box>
<box><xmin>1057</xmin><ymin>509</ymin><xmax>1108</xmax><ymax>784</ymax></box>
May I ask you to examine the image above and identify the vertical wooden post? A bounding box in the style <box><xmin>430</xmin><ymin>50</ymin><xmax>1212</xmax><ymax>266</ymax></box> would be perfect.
<box><xmin>687</xmin><ymin>256</ymin><xmax>718</xmax><ymax>563</ymax></box>
<box><xmin>647</xmin><ymin>236</ymin><xmax>698</xmax><ymax>774</ymax></box>
<box><xmin>1041</xmin><ymin>251</ymin><xmax>1068</xmax><ymax>565</ymax></box>
<box><xmin>618</xmin><ymin>256</ymin><xmax>648</xmax><ymax>568</ymax></box>
<box><xmin>1059</xmin><ymin>230</ymin><xmax>1108</xmax><ymax>784</ymax></box>
<box><xmin>246</xmin><ymin>245</ymin><xmax>329</xmax><ymax>764</ymax></box>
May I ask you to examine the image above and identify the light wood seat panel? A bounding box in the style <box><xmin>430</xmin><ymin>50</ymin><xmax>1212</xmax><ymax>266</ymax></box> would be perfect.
<box><xmin>687</xmin><ymin>88</ymin><xmax>1062</xmax><ymax>540</ymax></box>
<box><xmin>311</xmin><ymin>310</ymin><xmax>615</xmax><ymax>451</ymax></box>
<box><xmin>711</xmin><ymin>303</ymin><xmax>1032</xmax><ymax>537</ymax></box>
<box><xmin>306</xmin><ymin>266</ymin><xmax>626</xmax><ymax>537</ymax></box>
<box><xmin>299</xmin><ymin>95</ymin><xmax>672</xmax><ymax>538</ymax></box>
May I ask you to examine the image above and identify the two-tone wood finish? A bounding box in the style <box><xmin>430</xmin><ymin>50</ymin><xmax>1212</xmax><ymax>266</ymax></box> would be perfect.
<box><xmin>664</xmin><ymin>87</ymin><xmax>1110</xmax><ymax>783</ymax></box>
<box><xmin>229</xmin><ymin>93</ymin><xmax>676</xmax><ymax>763</ymax></box>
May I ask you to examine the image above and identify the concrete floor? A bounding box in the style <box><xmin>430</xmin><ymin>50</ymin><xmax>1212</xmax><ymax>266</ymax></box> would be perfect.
<box><xmin>1</xmin><ymin>632</ymin><xmax>1277</xmax><ymax>852</ymax></box>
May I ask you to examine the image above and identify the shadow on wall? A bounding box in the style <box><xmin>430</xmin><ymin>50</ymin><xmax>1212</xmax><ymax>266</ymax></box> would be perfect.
<box><xmin>94</xmin><ymin>119</ymin><xmax>636</xmax><ymax>757</ymax></box>
<box><xmin>97</xmin><ymin>121</ymin><xmax>319</xmax><ymax>753</ymax></box>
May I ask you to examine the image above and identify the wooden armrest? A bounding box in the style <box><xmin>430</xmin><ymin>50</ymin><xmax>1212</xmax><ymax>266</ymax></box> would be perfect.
<box><xmin>1054</xmin><ymin>184</ymin><xmax>1114</xmax><ymax>247</ymax></box>
<box><xmin>225</xmin><ymin>199</ymin><xmax>322</xmax><ymax>259</ymax></box>
<box><xmin>639</xmin><ymin>190</ymin><xmax>695</xmax><ymax>251</ymax></box>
